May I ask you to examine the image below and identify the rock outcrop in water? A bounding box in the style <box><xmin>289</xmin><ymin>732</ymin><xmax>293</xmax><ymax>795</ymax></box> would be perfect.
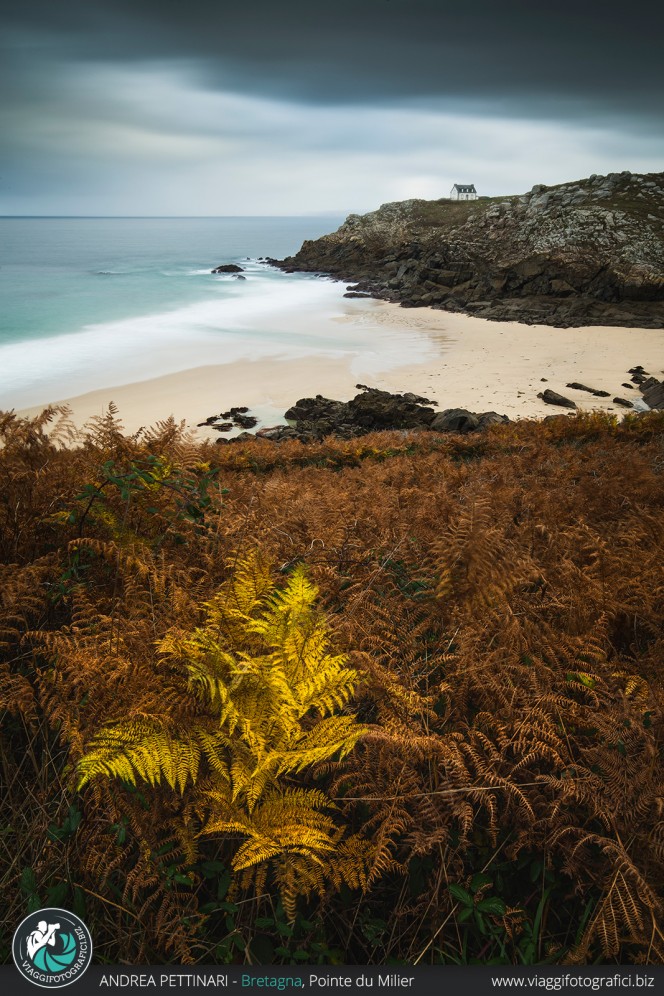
<box><xmin>272</xmin><ymin>171</ymin><xmax>664</xmax><ymax>328</ymax></box>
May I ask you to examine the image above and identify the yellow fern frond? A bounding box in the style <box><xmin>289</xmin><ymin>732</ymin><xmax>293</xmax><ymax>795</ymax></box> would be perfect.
<box><xmin>77</xmin><ymin>719</ymin><xmax>201</xmax><ymax>793</ymax></box>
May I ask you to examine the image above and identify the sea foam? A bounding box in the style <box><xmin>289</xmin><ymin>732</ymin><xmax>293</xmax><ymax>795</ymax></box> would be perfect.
<box><xmin>0</xmin><ymin>268</ymin><xmax>436</xmax><ymax>411</ymax></box>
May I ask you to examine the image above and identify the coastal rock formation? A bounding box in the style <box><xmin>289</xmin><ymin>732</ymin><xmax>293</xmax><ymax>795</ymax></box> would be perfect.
<box><xmin>257</xmin><ymin>388</ymin><xmax>509</xmax><ymax>442</ymax></box>
<box><xmin>211</xmin><ymin>263</ymin><xmax>244</xmax><ymax>273</ymax></box>
<box><xmin>197</xmin><ymin>406</ymin><xmax>257</xmax><ymax>431</ymax></box>
<box><xmin>272</xmin><ymin>171</ymin><xmax>664</xmax><ymax>328</ymax></box>
<box><xmin>640</xmin><ymin>376</ymin><xmax>664</xmax><ymax>409</ymax></box>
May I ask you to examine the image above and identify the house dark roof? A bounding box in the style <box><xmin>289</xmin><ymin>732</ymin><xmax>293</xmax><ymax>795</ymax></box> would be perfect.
<box><xmin>452</xmin><ymin>183</ymin><xmax>477</xmax><ymax>193</ymax></box>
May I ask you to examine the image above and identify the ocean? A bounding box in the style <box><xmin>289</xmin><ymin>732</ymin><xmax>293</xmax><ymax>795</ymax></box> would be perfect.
<box><xmin>0</xmin><ymin>216</ymin><xmax>437</xmax><ymax>414</ymax></box>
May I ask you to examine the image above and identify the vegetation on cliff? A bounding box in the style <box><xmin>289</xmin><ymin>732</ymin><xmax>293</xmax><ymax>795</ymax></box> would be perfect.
<box><xmin>278</xmin><ymin>171</ymin><xmax>664</xmax><ymax>328</ymax></box>
<box><xmin>1</xmin><ymin>405</ymin><xmax>664</xmax><ymax>965</ymax></box>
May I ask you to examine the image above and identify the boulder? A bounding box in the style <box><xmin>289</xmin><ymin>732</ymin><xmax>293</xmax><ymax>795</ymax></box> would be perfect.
<box><xmin>255</xmin><ymin>426</ymin><xmax>299</xmax><ymax>441</ymax></box>
<box><xmin>640</xmin><ymin>378</ymin><xmax>664</xmax><ymax>409</ymax></box>
<box><xmin>429</xmin><ymin>409</ymin><xmax>480</xmax><ymax>433</ymax></box>
<box><xmin>234</xmin><ymin>414</ymin><xmax>258</xmax><ymax>428</ymax></box>
<box><xmin>537</xmin><ymin>390</ymin><xmax>577</xmax><ymax>409</ymax></box>
<box><xmin>477</xmin><ymin>411</ymin><xmax>510</xmax><ymax>429</ymax></box>
<box><xmin>212</xmin><ymin>263</ymin><xmax>244</xmax><ymax>273</ymax></box>
<box><xmin>566</xmin><ymin>382</ymin><xmax>610</xmax><ymax>397</ymax></box>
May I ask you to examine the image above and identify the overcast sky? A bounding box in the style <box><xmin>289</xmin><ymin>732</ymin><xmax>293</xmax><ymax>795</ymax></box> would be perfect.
<box><xmin>1</xmin><ymin>0</ymin><xmax>662</xmax><ymax>216</ymax></box>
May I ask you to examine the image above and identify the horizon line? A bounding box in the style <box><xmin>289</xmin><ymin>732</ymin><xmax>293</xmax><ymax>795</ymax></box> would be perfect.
<box><xmin>0</xmin><ymin>212</ymin><xmax>349</xmax><ymax>220</ymax></box>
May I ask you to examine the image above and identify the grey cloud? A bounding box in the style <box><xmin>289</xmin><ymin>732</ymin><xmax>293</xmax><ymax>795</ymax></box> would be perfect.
<box><xmin>2</xmin><ymin>0</ymin><xmax>663</xmax><ymax>119</ymax></box>
<box><xmin>1</xmin><ymin>0</ymin><xmax>662</xmax><ymax>215</ymax></box>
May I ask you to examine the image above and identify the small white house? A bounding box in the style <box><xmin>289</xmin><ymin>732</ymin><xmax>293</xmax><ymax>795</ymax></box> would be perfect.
<box><xmin>450</xmin><ymin>183</ymin><xmax>477</xmax><ymax>201</ymax></box>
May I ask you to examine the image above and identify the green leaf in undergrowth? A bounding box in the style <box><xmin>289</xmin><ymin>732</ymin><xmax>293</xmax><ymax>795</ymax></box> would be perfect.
<box><xmin>476</xmin><ymin>897</ymin><xmax>507</xmax><ymax>916</ymax></box>
<box><xmin>111</xmin><ymin>820</ymin><xmax>127</xmax><ymax>845</ymax></box>
<box><xmin>565</xmin><ymin>671</ymin><xmax>596</xmax><ymax>689</ymax></box>
<box><xmin>48</xmin><ymin>804</ymin><xmax>82</xmax><ymax>843</ymax></box>
<box><xmin>20</xmin><ymin>867</ymin><xmax>39</xmax><ymax>905</ymax></box>
<box><xmin>72</xmin><ymin>885</ymin><xmax>87</xmax><ymax>920</ymax></box>
<box><xmin>232</xmin><ymin>933</ymin><xmax>246</xmax><ymax>951</ymax></box>
<box><xmin>529</xmin><ymin>857</ymin><xmax>544</xmax><ymax>882</ymax></box>
<box><xmin>470</xmin><ymin>872</ymin><xmax>493</xmax><ymax>893</ymax></box>
<box><xmin>219</xmin><ymin>901</ymin><xmax>239</xmax><ymax>914</ymax></box>
<box><xmin>360</xmin><ymin>917</ymin><xmax>387</xmax><ymax>943</ymax></box>
<box><xmin>215</xmin><ymin>869</ymin><xmax>232</xmax><ymax>901</ymax></box>
<box><xmin>46</xmin><ymin>881</ymin><xmax>69</xmax><ymax>908</ymax></box>
<box><xmin>20</xmin><ymin>867</ymin><xmax>42</xmax><ymax>914</ymax></box>
<box><xmin>172</xmin><ymin>873</ymin><xmax>194</xmax><ymax>886</ymax></box>
<box><xmin>449</xmin><ymin>883</ymin><xmax>474</xmax><ymax>906</ymax></box>
<box><xmin>198</xmin><ymin>860</ymin><xmax>227</xmax><ymax>879</ymax></box>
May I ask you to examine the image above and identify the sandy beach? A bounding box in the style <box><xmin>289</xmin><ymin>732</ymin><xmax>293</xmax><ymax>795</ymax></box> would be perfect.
<box><xmin>17</xmin><ymin>297</ymin><xmax>664</xmax><ymax>441</ymax></box>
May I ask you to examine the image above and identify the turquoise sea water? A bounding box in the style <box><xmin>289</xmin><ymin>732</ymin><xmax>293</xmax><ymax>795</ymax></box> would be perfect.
<box><xmin>0</xmin><ymin>217</ymin><xmax>343</xmax><ymax>348</ymax></box>
<box><xmin>0</xmin><ymin>216</ymin><xmax>438</xmax><ymax>412</ymax></box>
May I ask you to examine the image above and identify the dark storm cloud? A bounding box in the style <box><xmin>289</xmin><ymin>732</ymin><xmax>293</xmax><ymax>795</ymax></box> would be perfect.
<box><xmin>2</xmin><ymin>0</ymin><xmax>663</xmax><ymax>120</ymax></box>
<box><xmin>1</xmin><ymin>0</ymin><xmax>662</xmax><ymax>214</ymax></box>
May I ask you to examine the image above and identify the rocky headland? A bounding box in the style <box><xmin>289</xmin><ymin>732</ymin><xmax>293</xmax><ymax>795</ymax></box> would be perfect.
<box><xmin>272</xmin><ymin>171</ymin><xmax>664</xmax><ymax>328</ymax></box>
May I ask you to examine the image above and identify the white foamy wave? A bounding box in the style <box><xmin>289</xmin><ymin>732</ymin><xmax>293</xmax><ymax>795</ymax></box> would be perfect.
<box><xmin>0</xmin><ymin>276</ymin><xmax>340</xmax><ymax>409</ymax></box>
<box><xmin>0</xmin><ymin>272</ymin><xmax>439</xmax><ymax>411</ymax></box>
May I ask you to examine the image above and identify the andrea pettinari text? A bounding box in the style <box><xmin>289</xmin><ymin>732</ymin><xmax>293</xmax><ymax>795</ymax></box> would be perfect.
<box><xmin>99</xmin><ymin>975</ymin><xmax>415</xmax><ymax>989</ymax></box>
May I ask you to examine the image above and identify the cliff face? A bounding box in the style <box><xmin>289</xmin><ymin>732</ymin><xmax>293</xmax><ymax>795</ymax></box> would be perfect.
<box><xmin>277</xmin><ymin>171</ymin><xmax>664</xmax><ymax>327</ymax></box>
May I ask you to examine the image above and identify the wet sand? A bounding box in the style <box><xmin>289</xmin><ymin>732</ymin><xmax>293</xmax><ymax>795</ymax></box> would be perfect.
<box><xmin>17</xmin><ymin>297</ymin><xmax>664</xmax><ymax>441</ymax></box>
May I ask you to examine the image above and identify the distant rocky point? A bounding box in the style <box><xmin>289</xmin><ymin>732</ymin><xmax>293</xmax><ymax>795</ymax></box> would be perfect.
<box><xmin>271</xmin><ymin>171</ymin><xmax>664</xmax><ymax>328</ymax></box>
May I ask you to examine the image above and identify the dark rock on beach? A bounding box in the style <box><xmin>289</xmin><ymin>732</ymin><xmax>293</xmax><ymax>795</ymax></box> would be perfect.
<box><xmin>640</xmin><ymin>377</ymin><xmax>664</xmax><ymax>409</ymax></box>
<box><xmin>199</xmin><ymin>406</ymin><xmax>258</xmax><ymax>432</ymax></box>
<box><xmin>284</xmin><ymin>388</ymin><xmax>437</xmax><ymax>434</ymax></box>
<box><xmin>566</xmin><ymin>383</ymin><xmax>611</xmax><ymax>397</ymax></box>
<box><xmin>429</xmin><ymin>409</ymin><xmax>480</xmax><ymax>433</ymax></box>
<box><xmin>213</xmin><ymin>389</ymin><xmax>509</xmax><ymax>444</ymax></box>
<box><xmin>233</xmin><ymin>414</ymin><xmax>258</xmax><ymax>429</ymax></box>
<box><xmin>275</xmin><ymin>387</ymin><xmax>508</xmax><ymax>442</ymax></box>
<box><xmin>537</xmin><ymin>389</ymin><xmax>577</xmax><ymax>409</ymax></box>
